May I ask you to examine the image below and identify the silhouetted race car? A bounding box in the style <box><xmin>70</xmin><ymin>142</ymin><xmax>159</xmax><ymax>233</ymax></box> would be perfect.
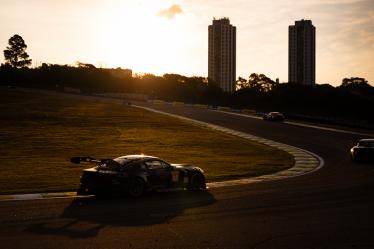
<box><xmin>263</xmin><ymin>112</ymin><xmax>285</xmax><ymax>121</ymax></box>
<box><xmin>71</xmin><ymin>155</ymin><xmax>206</xmax><ymax>197</ymax></box>
<box><xmin>350</xmin><ymin>139</ymin><xmax>374</xmax><ymax>162</ymax></box>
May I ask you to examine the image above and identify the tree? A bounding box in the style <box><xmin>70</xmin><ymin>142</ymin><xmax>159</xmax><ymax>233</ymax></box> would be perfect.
<box><xmin>236</xmin><ymin>77</ymin><xmax>248</xmax><ymax>90</ymax></box>
<box><xmin>76</xmin><ymin>61</ymin><xmax>96</xmax><ymax>69</ymax></box>
<box><xmin>341</xmin><ymin>77</ymin><xmax>368</xmax><ymax>87</ymax></box>
<box><xmin>339</xmin><ymin>77</ymin><xmax>373</xmax><ymax>98</ymax></box>
<box><xmin>257</xmin><ymin>73</ymin><xmax>277</xmax><ymax>92</ymax></box>
<box><xmin>3</xmin><ymin>34</ymin><xmax>32</xmax><ymax>68</ymax></box>
<box><xmin>238</xmin><ymin>73</ymin><xmax>277</xmax><ymax>92</ymax></box>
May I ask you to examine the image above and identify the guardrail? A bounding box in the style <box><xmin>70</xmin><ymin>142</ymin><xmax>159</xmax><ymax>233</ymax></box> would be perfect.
<box><xmin>148</xmin><ymin>99</ymin><xmax>258</xmax><ymax>116</ymax></box>
<box><xmin>194</xmin><ymin>104</ymin><xmax>209</xmax><ymax>109</ymax></box>
<box><xmin>147</xmin><ymin>99</ymin><xmax>374</xmax><ymax>130</ymax></box>
<box><xmin>217</xmin><ymin>106</ymin><xmax>231</xmax><ymax>111</ymax></box>
<box><xmin>152</xmin><ymin>100</ymin><xmax>165</xmax><ymax>105</ymax></box>
<box><xmin>172</xmin><ymin>101</ymin><xmax>184</xmax><ymax>107</ymax></box>
<box><xmin>242</xmin><ymin>109</ymin><xmax>256</xmax><ymax>115</ymax></box>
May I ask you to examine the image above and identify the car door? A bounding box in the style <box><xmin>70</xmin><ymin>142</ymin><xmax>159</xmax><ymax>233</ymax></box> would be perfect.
<box><xmin>114</xmin><ymin>162</ymin><xmax>144</xmax><ymax>191</ymax></box>
<box><xmin>145</xmin><ymin>160</ymin><xmax>172</xmax><ymax>188</ymax></box>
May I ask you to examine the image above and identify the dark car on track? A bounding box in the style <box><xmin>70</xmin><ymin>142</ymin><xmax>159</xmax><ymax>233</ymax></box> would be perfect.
<box><xmin>71</xmin><ymin>155</ymin><xmax>206</xmax><ymax>197</ymax></box>
<box><xmin>263</xmin><ymin>112</ymin><xmax>285</xmax><ymax>121</ymax></box>
<box><xmin>350</xmin><ymin>139</ymin><xmax>374</xmax><ymax>163</ymax></box>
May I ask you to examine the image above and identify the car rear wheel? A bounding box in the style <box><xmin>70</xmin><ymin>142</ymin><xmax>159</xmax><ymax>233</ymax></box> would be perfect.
<box><xmin>188</xmin><ymin>173</ymin><xmax>205</xmax><ymax>191</ymax></box>
<box><xmin>128</xmin><ymin>178</ymin><xmax>145</xmax><ymax>197</ymax></box>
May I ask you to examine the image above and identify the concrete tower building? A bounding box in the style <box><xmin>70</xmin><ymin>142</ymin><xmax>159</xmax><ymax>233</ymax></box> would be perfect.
<box><xmin>208</xmin><ymin>18</ymin><xmax>236</xmax><ymax>92</ymax></box>
<box><xmin>288</xmin><ymin>19</ymin><xmax>316</xmax><ymax>86</ymax></box>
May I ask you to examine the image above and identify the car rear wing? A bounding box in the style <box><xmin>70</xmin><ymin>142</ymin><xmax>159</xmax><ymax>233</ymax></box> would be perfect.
<box><xmin>70</xmin><ymin>156</ymin><xmax>101</xmax><ymax>164</ymax></box>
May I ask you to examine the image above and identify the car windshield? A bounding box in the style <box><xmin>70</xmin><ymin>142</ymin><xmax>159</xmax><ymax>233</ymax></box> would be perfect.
<box><xmin>113</xmin><ymin>157</ymin><xmax>133</xmax><ymax>165</ymax></box>
<box><xmin>113</xmin><ymin>156</ymin><xmax>147</xmax><ymax>166</ymax></box>
<box><xmin>98</xmin><ymin>159</ymin><xmax>120</xmax><ymax>171</ymax></box>
<box><xmin>358</xmin><ymin>141</ymin><xmax>374</xmax><ymax>147</ymax></box>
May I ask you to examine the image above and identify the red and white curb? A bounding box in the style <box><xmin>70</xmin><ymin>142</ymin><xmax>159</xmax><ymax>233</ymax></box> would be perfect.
<box><xmin>0</xmin><ymin>104</ymin><xmax>324</xmax><ymax>202</ymax></box>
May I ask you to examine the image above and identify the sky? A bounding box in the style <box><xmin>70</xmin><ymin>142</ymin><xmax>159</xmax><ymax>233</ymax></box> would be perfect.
<box><xmin>0</xmin><ymin>0</ymin><xmax>373</xmax><ymax>86</ymax></box>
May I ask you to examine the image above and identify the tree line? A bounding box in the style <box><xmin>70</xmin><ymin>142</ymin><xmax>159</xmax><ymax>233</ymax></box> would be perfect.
<box><xmin>1</xmin><ymin>34</ymin><xmax>374</xmax><ymax>128</ymax></box>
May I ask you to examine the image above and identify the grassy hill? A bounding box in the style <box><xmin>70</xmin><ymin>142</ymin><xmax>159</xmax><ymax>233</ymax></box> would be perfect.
<box><xmin>0</xmin><ymin>89</ymin><xmax>293</xmax><ymax>194</ymax></box>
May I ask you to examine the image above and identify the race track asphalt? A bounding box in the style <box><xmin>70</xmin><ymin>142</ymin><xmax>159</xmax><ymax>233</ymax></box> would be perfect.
<box><xmin>0</xmin><ymin>101</ymin><xmax>373</xmax><ymax>249</ymax></box>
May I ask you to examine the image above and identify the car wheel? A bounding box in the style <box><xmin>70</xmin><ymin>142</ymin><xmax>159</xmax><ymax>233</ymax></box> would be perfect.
<box><xmin>128</xmin><ymin>178</ymin><xmax>145</xmax><ymax>198</ymax></box>
<box><xmin>188</xmin><ymin>173</ymin><xmax>205</xmax><ymax>191</ymax></box>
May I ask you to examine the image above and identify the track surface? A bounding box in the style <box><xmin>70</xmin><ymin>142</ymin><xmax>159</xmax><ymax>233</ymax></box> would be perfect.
<box><xmin>1</xmin><ymin>102</ymin><xmax>374</xmax><ymax>249</ymax></box>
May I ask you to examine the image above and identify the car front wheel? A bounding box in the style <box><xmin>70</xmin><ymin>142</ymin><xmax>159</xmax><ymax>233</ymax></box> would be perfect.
<box><xmin>188</xmin><ymin>173</ymin><xmax>205</xmax><ymax>191</ymax></box>
<box><xmin>127</xmin><ymin>178</ymin><xmax>145</xmax><ymax>197</ymax></box>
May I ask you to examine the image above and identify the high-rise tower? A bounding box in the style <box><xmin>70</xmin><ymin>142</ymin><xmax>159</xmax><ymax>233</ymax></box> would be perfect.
<box><xmin>288</xmin><ymin>19</ymin><xmax>316</xmax><ymax>86</ymax></box>
<box><xmin>208</xmin><ymin>18</ymin><xmax>236</xmax><ymax>92</ymax></box>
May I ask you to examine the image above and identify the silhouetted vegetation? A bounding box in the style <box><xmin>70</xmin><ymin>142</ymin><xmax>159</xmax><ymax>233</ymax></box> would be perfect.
<box><xmin>338</xmin><ymin>77</ymin><xmax>374</xmax><ymax>99</ymax></box>
<box><xmin>0</xmin><ymin>63</ymin><xmax>373</xmax><ymax>128</ymax></box>
<box><xmin>0</xmin><ymin>64</ymin><xmax>228</xmax><ymax>103</ymax></box>
<box><xmin>3</xmin><ymin>34</ymin><xmax>32</xmax><ymax>68</ymax></box>
<box><xmin>236</xmin><ymin>73</ymin><xmax>278</xmax><ymax>92</ymax></box>
<box><xmin>233</xmin><ymin>76</ymin><xmax>374</xmax><ymax>127</ymax></box>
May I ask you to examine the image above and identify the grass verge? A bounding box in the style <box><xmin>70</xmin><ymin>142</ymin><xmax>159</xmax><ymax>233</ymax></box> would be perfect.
<box><xmin>0</xmin><ymin>89</ymin><xmax>294</xmax><ymax>194</ymax></box>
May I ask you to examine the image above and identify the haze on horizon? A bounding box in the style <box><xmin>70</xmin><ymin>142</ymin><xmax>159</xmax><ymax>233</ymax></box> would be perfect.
<box><xmin>0</xmin><ymin>0</ymin><xmax>373</xmax><ymax>86</ymax></box>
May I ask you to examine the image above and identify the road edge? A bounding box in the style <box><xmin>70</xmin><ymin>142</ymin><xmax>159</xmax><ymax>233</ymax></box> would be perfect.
<box><xmin>133</xmin><ymin>105</ymin><xmax>324</xmax><ymax>189</ymax></box>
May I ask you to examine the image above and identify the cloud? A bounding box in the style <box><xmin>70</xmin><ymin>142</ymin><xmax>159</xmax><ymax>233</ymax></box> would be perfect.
<box><xmin>157</xmin><ymin>4</ymin><xmax>183</xmax><ymax>19</ymax></box>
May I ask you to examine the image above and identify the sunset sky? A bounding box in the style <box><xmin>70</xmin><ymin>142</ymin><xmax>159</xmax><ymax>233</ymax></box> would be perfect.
<box><xmin>0</xmin><ymin>0</ymin><xmax>373</xmax><ymax>86</ymax></box>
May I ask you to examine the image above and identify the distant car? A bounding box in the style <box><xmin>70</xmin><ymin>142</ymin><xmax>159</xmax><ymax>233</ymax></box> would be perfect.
<box><xmin>263</xmin><ymin>112</ymin><xmax>285</xmax><ymax>121</ymax></box>
<box><xmin>350</xmin><ymin>139</ymin><xmax>374</xmax><ymax>162</ymax></box>
<box><xmin>71</xmin><ymin>155</ymin><xmax>206</xmax><ymax>197</ymax></box>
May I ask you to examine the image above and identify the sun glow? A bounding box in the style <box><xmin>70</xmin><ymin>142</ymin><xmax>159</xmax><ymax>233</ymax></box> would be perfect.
<box><xmin>1</xmin><ymin>0</ymin><xmax>374</xmax><ymax>84</ymax></box>
<box><xmin>95</xmin><ymin>1</ymin><xmax>188</xmax><ymax>75</ymax></box>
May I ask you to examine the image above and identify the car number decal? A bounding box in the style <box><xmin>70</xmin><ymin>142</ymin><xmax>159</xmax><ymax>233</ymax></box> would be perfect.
<box><xmin>171</xmin><ymin>171</ymin><xmax>179</xmax><ymax>182</ymax></box>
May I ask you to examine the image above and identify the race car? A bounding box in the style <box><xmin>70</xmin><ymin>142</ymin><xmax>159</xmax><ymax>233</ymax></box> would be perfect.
<box><xmin>263</xmin><ymin>112</ymin><xmax>285</xmax><ymax>121</ymax></box>
<box><xmin>71</xmin><ymin>155</ymin><xmax>206</xmax><ymax>197</ymax></box>
<box><xmin>350</xmin><ymin>139</ymin><xmax>374</xmax><ymax>162</ymax></box>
